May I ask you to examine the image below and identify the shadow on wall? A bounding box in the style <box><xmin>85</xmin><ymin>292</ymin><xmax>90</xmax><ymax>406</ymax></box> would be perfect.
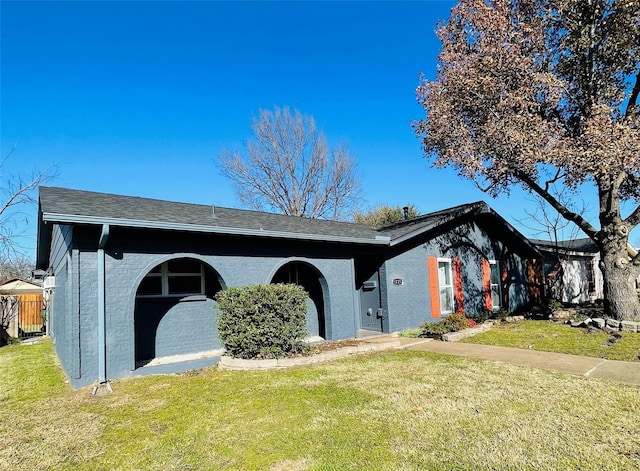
<box><xmin>271</xmin><ymin>261</ymin><xmax>326</xmax><ymax>339</ymax></box>
<box><xmin>432</xmin><ymin>224</ymin><xmax>538</xmax><ymax>315</ymax></box>
<box><xmin>134</xmin><ymin>260</ymin><xmax>224</xmax><ymax>366</ymax></box>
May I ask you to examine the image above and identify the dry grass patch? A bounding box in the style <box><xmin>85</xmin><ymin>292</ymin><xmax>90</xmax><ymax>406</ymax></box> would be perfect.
<box><xmin>1</xmin><ymin>338</ymin><xmax>639</xmax><ymax>470</ymax></box>
<box><xmin>462</xmin><ymin>320</ymin><xmax>640</xmax><ymax>361</ymax></box>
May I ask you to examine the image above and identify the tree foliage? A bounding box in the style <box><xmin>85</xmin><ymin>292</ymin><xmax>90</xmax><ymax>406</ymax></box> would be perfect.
<box><xmin>220</xmin><ymin>106</ymin><xmax>361</xmax><ymax>220</ymax></box>
<box><xmin>415</xmin><ymin>0</ymin><xmax>640</xmax><ymax>320</ymax></box>
<box><xmin>353</xmin><ymin>204</ymin><xmax>420</xmax><ymax>227</ymax></box>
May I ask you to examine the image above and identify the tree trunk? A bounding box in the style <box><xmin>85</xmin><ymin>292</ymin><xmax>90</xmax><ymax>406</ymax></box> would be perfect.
<box><xmin>599</xmin><ymin>236</ymin><xmax>640</xmax><ymax>321</ymax></box>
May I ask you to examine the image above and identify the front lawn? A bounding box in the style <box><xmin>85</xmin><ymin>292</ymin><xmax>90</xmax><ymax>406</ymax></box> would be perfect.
<box><xmin>461</xmin><ymin>320</ymin><xmax>640</xmax><ymax>362</ymax></box>
<box><xmin>1</xmin><ymin>338</ymin><xmax>639</xmax><ymax>470</ymax></box>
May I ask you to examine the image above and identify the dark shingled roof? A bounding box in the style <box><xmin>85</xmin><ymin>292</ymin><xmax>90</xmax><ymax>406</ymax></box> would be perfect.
<box><xmin>39</xmin><ymin>186</ymin><xmax>382</xmax><ymax>242</ymax></box>
<box><xmin>376</xmin><ymin>201</ymin><xmax>487</xmax><ymax>241</ymax></box>
<box><xmin>531</xmin><ymin>238</ymin><xmax>599</xmax><ymax>254</ymax></box>
<box><xmin>37</xmin><ymin>187</ymin><xmax>539</xmax><ymax>265</ymax></box>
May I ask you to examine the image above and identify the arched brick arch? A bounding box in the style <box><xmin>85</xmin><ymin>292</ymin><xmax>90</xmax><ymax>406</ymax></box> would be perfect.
<box><xmin>130</xmin><ymin>255</ymin><xmax>226</xmax><ymax>367</ymax></box>
<box><xmin>269</xmin><ymin>259</ymin><xmax>330</xmax><ymax>339</ymax></box>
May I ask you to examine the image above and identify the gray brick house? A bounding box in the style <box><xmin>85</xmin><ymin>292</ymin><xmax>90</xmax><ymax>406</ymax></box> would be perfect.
<box><xmin>37</xmin><ymin>187</ymin><xmax>541</xmax><ymax>389</ymax></box>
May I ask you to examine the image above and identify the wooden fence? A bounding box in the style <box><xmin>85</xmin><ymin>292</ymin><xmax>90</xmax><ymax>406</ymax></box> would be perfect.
<box><xmin>18</xmin><ymin>294</ymin><xmax>45</xmax><ymax>336</ymax></box>
<box><xmin>0</xmin><ymin>294</ymin><xmax>44</xmax><ymax>339</ymax></box>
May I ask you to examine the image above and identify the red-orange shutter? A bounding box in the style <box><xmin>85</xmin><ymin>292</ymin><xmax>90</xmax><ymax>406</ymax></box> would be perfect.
<box><xmin>453</xmin><ymin>257</ymin><xmax>464</xmax><ymax>314</ymax></box>
<box><xmin>427</xmin><ymin>257</ymin><xmax>441</xmax><ymax>318</ymax></box>
<box><xmin>482</xmin><ymin>259</ymin><xmax>492</xmax><ymax>311</ymax></box>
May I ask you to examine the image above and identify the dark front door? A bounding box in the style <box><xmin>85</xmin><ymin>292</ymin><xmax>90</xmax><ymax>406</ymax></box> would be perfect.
<box><xmin>359</xmin><ymin>271</ymin><xmax>383</xmax><ymax>332</ymax></box>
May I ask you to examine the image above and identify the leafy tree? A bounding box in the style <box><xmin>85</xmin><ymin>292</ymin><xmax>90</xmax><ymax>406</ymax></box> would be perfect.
<box><xmin>220</xmin><ymin>106</ymin><xmax>361</xmax><ymax>220</ymax></box>
<box><xmin>353</xmin><ymin>204</ymin><xmax>420</xmax><ymax>227</ymax></box>
<box><xmin>415</xmin><ymin>0</ymin><xmax>640</xmax><ymax>320</ymax></box>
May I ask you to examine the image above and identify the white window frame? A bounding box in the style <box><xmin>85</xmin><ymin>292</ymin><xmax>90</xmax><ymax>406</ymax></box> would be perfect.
<box><xmin>437</xmin><ymin>257</ymin><xmax>454</xmax><ymax>315</ymax></box>
<box><xmin>136</xmin><ymin>260</ymin><xmax>205</xmax><ymax>298</ymax></box>
<box><xmin>488</xmin><ymin>260</ymin><xmax>501</xmax><ymax>310</ymax></box>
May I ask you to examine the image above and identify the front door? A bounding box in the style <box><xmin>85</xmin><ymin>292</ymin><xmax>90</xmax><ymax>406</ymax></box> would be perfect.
<box><xmin>359</xmin><ymin>271</ymin><xmax>384</xmax><ymax>332</ymax></box>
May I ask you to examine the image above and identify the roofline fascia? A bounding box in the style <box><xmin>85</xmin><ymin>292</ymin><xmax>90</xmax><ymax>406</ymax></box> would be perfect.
<box><xmin>536</xmin><ymin>247</ymin><xmax>598</xmax><ymax>258</ymax></box>
<box><xmin>41</xmin><ymin>212</ymin><xmax>391</xmax><ymax>246</ymax></box>
<box><xmin>387</xmin><ymin>206</ymin><xmax>541</xmax><ymax>256</ymax></box>
<box><xmin>387</xmin><ymin>203</ymin><xmax>490</xmax><ymax>248</ymax></box>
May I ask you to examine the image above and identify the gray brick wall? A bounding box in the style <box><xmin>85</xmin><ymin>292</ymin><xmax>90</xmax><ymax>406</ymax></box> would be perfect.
<box><xmin>383</xmin><ymin>222</ymin><xmax>532</xmax><ymax>332</ymax></box>
<box><xmin>55</xmin><ymin>226</ymin><xmax>360</xmax><ymax>389</ymax></box>
<box><xmin>48</xmin><ymin>219</ymin><xmax>533</xmax><ymax>389</ymax></box>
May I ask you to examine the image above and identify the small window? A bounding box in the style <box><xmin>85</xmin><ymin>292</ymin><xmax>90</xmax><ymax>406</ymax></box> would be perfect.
<box><xmin>168</xmin><ymin>275</ymin><xmax>202</xmax><ymax>295</ymax></box>
<box><xmin>137</xmin><ymin>259</ymin><xmax>204</xmax><ymax>298</ymax></box>
<box><xmin>437</xmin><ymin>259</ymin><xmax>454</xmax><ymax>314</ymax></box>
<box><xmin>489</xmin><ymin>261</ymin><xmax>501</xmax><ymax>309</ymax></box>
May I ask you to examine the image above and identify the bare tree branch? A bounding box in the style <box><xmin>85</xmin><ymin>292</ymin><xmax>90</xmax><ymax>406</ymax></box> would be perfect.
<box><xmin>515</xmin><ymin>170</ymin><xmax>600</xmax><ymax>240</ymax></box>
<box><xmin>1</xmin><ymin>148</ymin><xmax>57</xmax><ymax>259</ymax></box>
<box><xmin>219</xmin><ymin>106</ymin><xmax>361</xmax><ymax>220</ymax></box>
<box><xmin>625</xmin><ymin>70</ymin><xmax>640</xmax><ymax>118</ymax></box>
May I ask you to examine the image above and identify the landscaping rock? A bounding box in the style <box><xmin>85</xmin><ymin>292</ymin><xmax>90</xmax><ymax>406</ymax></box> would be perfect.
<box><xmin>620</xmin><ymin>321</ymin><xmax>640</xmax><ymax>333</ymax></box>
<box><xmin>441</xmin><ymin>323</ymin><xmax>491</xmax><ymax>342</ymax></box>
<box><xmin>591</xmin><ymin>318</ymin><xmax>606</xmax><ymax>329</ymax></box>
<box><xmin>218</xmin><ymin>338</ymin><xmax>401</xmax><ymax>371</ymax></box>
<box><xmin>553</xmin><ymin>309</ymin><xmax>572</xmax><ymax>320</ymax></box>
<box><xmin>606</xmin><ymin>319</ymin><xmax>621</xmax><ymax>330</ymax></box>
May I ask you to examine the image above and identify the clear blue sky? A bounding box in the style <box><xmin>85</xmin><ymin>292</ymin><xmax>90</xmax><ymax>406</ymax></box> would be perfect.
<box><xmin>1</xmin><ymin>0</ymin><xmax>602</xmax><ymax>257</ymax></box>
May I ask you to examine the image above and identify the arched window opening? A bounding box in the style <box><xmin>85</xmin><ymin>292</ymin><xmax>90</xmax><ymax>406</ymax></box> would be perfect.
<box><xmin>134</xmin><ymin>258</ymin><xmax>224</xmax><ymax>366</ymax></box>
<box><xmin>271</xmin><ymin>261</ymin><xmax>326</xmax><ymax>339</ymax></box>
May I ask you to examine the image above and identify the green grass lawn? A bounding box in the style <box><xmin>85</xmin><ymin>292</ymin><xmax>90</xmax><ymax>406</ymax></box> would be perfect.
<box><xmin>461</xmin><ymin>320</ymin><xmax>640</xmax><ymax>362</ymax></box>
<box><xmin>1</xmin><ymin>338</ymin><xmax>639</xmax><ymax>470</ymax></box>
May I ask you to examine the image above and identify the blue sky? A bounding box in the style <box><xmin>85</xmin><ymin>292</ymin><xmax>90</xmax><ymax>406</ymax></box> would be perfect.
<box><xmin>1</xmin><ymin>0</ymin><xmax>603</xmax><ymax>257</ymax></box>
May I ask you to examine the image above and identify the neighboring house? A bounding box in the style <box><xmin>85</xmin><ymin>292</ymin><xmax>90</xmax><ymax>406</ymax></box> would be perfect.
<box><xmin>0</xmin><ymin>278</ymin><xmax>44</xmax><ymax>339</ymax></box>
<box><xmin>36</xmin><ymin>186</ymin><xmax>542</xmax><ymax>389</ymax></box>
<box><xmin>533</xmin><ymin>238</ymin><xmax>640</xmax><ymax>304</ymax></box>
<box><xmin>532</xmin><ymin>238</ymin><xmax>603</xmax><ymax>304</ymax></box>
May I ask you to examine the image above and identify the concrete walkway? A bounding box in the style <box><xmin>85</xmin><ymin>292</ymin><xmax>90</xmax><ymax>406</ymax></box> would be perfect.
<box><xmin>362</xmin><ymin>335</ymin><xmax>640</xmax><ymax>387</ymax></box>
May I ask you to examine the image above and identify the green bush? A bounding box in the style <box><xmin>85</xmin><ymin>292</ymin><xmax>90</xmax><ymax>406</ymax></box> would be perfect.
<box><xmin>420</xmin><ymin>313</ymin><xmax>473</xmax><ymax>337</ymax></box>
<box><xmin>529</xmin><ymin>298</ymin><xmax>563</xmax><ymax>318</ymax></box>
<box><xmin>216</xmin><ymin>284</ymin><xmax>309</xmax><ymax>359</ymax></box>
<box><xmin>490</xmin><ymin>308</ymin><xmax>510</xmax><ymax>320</ymax></box>
<box><xmin>440</xmin><ymin>312</ymin><xmax>473</xmax><ymax>331</ymax></box>
<box><xmin>420</xmin><ymin>322</ymin><xmax>450</xmax><ymax>337</ymax></box>
<box><xmin>468</xmin><ymin>311</ymin><xmax>489</xmax><ymax>323</ymax></box>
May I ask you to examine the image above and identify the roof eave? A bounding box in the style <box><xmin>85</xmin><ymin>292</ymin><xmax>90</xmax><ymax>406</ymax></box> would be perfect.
<box><xmin>41</xmin><ymin>212</ymin><xmax>390</xmax><ymax>246</ymax></box>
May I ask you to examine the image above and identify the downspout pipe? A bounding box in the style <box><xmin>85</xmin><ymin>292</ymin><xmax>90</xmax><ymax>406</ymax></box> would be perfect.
<box><xmin>96</xmin><ymin>224</ymin><xmax>110</xmax><ymax>392</ymax></box>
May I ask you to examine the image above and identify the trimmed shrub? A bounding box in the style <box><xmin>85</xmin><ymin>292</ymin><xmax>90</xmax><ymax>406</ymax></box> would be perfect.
<box><xmin>420</xmin><ymin>321</ymin><xmax>450</xmax><ymax>337</ymax></box>
<box><xmin>420</xmin><ymin>312</ymin><xmax>473</xmax><ymax>337</ymax></box>
<box><xmin>440</xmin><ymin>312</ymin><xmax>473</xmax><ymax>332</ymax></box>
<box><xmin>216</xmin><ymin>284</ymin><xmax>309</xmax><ymax>359</ymax></box>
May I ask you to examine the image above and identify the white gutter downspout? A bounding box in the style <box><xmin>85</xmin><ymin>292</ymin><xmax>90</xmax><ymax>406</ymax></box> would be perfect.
<box><xmin>93</xmin><ymin>224</ymin><xmax>112</xmax><ymax>395</ymax></box>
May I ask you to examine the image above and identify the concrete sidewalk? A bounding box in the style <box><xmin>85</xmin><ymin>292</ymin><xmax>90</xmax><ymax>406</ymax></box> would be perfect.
<box><xmin>407</xmin><ymin>338</ymin><xmax>640</xmax><ymax>386</ymax></box>
<box><xmin>362</xmin><ymin>335</ymin><xmax>640</xmax><ymax>387</ymax></box>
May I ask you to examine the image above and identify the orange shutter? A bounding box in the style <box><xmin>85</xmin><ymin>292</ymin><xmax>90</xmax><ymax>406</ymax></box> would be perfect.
<box><xmin>482</xmin><ymin>259</ymin><xmax>492</xmax><ymax>311</ymax></box>
<box><xmin>453</xmin><ymin>257</ymin><xmax>464</xmax><ymax>314</ymax></box>
<box><xmin>427</xmin><ymin>257</ymin><xmax>441</xmax><ymax>318</ymax></box>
